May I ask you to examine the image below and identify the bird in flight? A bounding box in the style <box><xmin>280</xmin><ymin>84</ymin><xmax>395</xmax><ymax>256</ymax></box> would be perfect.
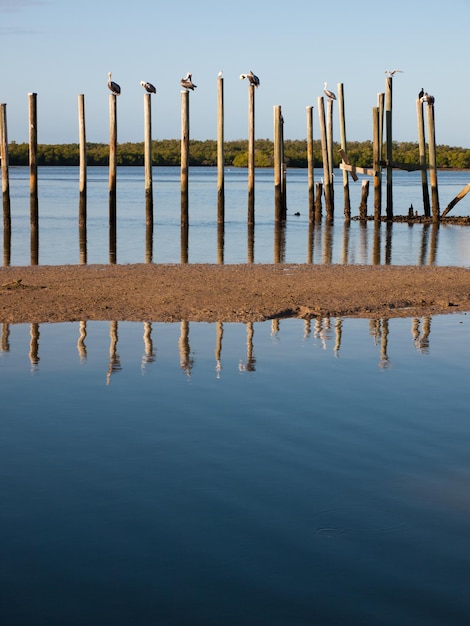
<box><xmin>385</xmin><ymin>69</ymin><xmax>403</xmax><ymax>77</ymax></box>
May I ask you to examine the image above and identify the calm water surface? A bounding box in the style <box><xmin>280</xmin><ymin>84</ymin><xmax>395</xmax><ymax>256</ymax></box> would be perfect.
<box><xmin>1</xmin><ymin>315</ymin><xmax>470</xmax><ymax>625</ymax></box>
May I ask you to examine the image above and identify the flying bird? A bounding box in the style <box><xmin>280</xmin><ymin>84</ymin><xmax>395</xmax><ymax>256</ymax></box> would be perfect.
<box><xmin>323</xmin><ymin>82</ymin><xmax>336</xmax><ymax>100</ymax></box>
<box><xmin>180</xmin><ymin>72</ymin><xmax>197</xmax><ymax>90</ymax></box>
<box><xmin>140</xmin><ymin>81</ymin><xmax>156</xmax><ymax>94</ymax></box>
<box><xmin>418</xmin><ymin>87</ymin><xmax>424</xmax><ymax>99</ymax></box>
<box><xmin>240</xmin><ymin>71</ymin><xmax>260</xmax><ymax>87</ymax></box>
<box><xmin>107</xmin><ymin>72</ymin><xmax>121</xmax><ymax>95</ymax></box>
<box><xmin>385</xmin><ymin>69</ymin><xmax>403</xmax><ymax>77</ymax></box>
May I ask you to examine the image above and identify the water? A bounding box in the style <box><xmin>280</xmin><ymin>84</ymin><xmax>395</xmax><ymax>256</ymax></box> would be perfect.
<box><xmin>1</xmin><ymin>315</ymin><xmax>470</xmax><ymax>625</ymax></box>
<box><xmin>2</xmin><ymin>166</ymin><xmax>470</xmax><ymax>266</ymax></box>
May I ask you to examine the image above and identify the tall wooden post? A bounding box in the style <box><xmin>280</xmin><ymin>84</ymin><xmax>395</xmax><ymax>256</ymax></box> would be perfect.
<box><xmin>306</xmin><ymin>106</ymin><xmax>315</xmax><ymax>221</ymax></box>
<box><xmin>337</xmin><ymin>83</ymin><xmax>350</xmax><ymax>219</ymax></box>
<box><xmin>385</xmin><ymin>77</ymin><xmax>393</xmax><ymax>218</ymax></box>
<box><xmin>109</xmin><ymin>94</ymin><xmax>117</xmax><ymax>263</ymax></box>
<box><xmin>217</xmin><ymin>74</ymin><xmax>224</xmax><ymax>223</ymax></box>
<box><xmin>274</xmin><ymin>105</ymin><xmax>282</xmax><ymax>222</ymax></box>
<box><xmin>372</xmin><ymin>106</ymin><xmax>381</xmax><ymax>220</ymax></box>
<box><xmin>78</xmin><ymin>94</ymin><xmax>87</xmax><ymax>264</ymax></box>
<box><xmin>416</xmin><ymin>98</ymin><xmax>430</xmax><ymax>217</ymax></box>
<box><xmin>248</xmin><ymin>84</ymin><xmax>255</xmax><ymax>225</ymax></box>
<box><xmin>318</xmin><ymin>96</ymin><xmax>333</xmax><ymax>220</ymax></box>
<box><xmin>181</xmin><ymin>90</ymin><xmax>189</xmax><ymax>228</ymax></box>
<box><xmin>0</xmin><ymin>103</ymin><xmax>11</xmax><ymax>266</ymax></box>
<box><xmin>426</xmin><ymin>102</ymin><xmax>439</xmax><ymax>220</ymax></box>
<box><xmin>144</xmin><ymin>92</ymin><xmax>153</xmax><ymax>260</ymax></box>
<box><xmin>29</xmin><ymin>93</ymin><xmax>38</xmax><ymax>265</ymax></box>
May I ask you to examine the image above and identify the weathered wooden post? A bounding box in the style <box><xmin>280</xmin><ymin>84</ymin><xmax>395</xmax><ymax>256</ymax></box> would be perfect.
<box><xmin>217</xmin><ymin>73</ymin><xmax>224</xmax><ymax>224</ymax></box>
<box><xmin>78</xmin><ymin>94</ymin><xmax>87</xmax><ymax>264</ymax></box>
<box><xmin>108</xmin><ymin>93</ymin><xmax>118</xmax><ymax>264</ymax></box>
<box><xmin>318</xmin><ymin>97</ymin><xmax>333</xmax><ymax>220</ymax></box>
<box><xmin>426</xmin><ymin>101</ymin><xmax>439</xmax><ymax>220</ymax></box>
<box><xmin>280</xmin><ymin>110</ymin><xmax>286</xmax><ymax>219</ymax></box>
<box><xmin>306</xmin><ymin>106</ymin><xmax>315</xmax><ymax>221</ymax></box>
<box><xmin>29</xmin><ymin>93</ymin><xmax>39</xmax><ymax>265</ymax></box>
<box><xmin>416</xmin><ymin>98</ymin><xmax>430</xmax><ymax>216</ymax></box>
<box><xmin>0</xmin><ymin>103</ymin><xmax>11</xmax><ymax>266</ymax></box>
<box><xmin>315</xmin><ymin>182</ymin><xmax>323</xmax><ymax>221</ymax></box>
<box><xmin>274</xmin><ymin>105</ymin><xmax>283</xmax><ymax>222</ymax></box>
<box><xmin>327</xmin><ymin>98</ymin><xmax>335</xmax><ymax>202</ymax></box>
<box><xmin>385</xmin><ymin>77</ymin><xmax>393</xmax><ymax>218</ymax></box>
<box><xmin>144</xmin><ymin>92</ymin><xmax>154</xmax><ymax>262</ymax></box>
<box><xmin>247</xmin><ymin>84</ymin><xmax>255</xmax><ymax>225</ymax></box>
<box><xmin>181</xmin><ymin>89</ymin><xmax>189</xmax><ymax>229</ymax></box>
<box><xmin>359</xmin><ymin>180</ymin><xmax>370</xmax><ymax>220</ymax></box>
<box><xmin>372</xmin><ymin>106</ymin><xmax>381</xmax><ymax>220</ymax></box>
<box><xmin>337</xmin><ymin>83</ymin><xmax>350</xmax><ymax>219</ymax></box>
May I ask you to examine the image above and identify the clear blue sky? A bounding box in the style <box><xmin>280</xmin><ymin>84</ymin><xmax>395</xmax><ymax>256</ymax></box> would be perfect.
<box><xmin>1</xmin><ymin>0</ymin><xmax>469</xmax><ymax>147</ymax></box>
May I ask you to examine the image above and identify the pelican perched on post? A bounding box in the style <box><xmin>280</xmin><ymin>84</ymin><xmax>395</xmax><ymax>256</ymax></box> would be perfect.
<box><xmin>140</xmin><ymin>81</ymin><xmax>156</xmax><ymax>94</ymax></box>
<box><xmin>323</xmin><ymin>82</ymin><xmax>336</xmax><ymax>100</ymax></box>
<box><xmin>240</xmin><ymin>70</ymin><xmax>260</xmax><ymax>87</ymax></box>
<box><xmin>180</xmin><ymin>72</ymin><xmax>197</xmax><ymax>90</ymax></box>
<box><xmin>107</xmin><ymin>72</ymin><xmax>121</xmax><ymax>95</ymax></box>
<box><xmin>384</xmin><ymin>69</ymin><xmax>403</xmax><ymax>77</ymax></box>
<box><xmin>421</xmin><ymin>92</ymin><xmax>435</xmax><ymax>105</ymax></box>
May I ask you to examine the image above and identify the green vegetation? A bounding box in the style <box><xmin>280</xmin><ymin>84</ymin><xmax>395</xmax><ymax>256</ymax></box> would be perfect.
<box><xmin>5</xmin><ymin>139</ymin><xmax>470</xmax><ymax>169</ymax></box>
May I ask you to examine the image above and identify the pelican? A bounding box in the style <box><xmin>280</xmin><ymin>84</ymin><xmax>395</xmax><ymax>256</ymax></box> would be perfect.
<box><xmin>140</xmin><ymin>81</ymin><xmax>156</xmax><ymax>94</ymax></box>
<box><xmin>181</xmin><ymin>72</ymin><xmax>197</xmax><ymax>90</ymax></box>
<box><xmin>107</xmin><ymin>72</ymin><xmax>121</xmax><ymax>95</ymax></box>
<box><xmin>323</xmin><ymin>82</ymin><xmax>336</xmax><ymax>100</ymax></box>
<box><xmin>418</xmin><ymin>87</ymin><xmax>424</xmax><ymax>99</ymax></box>
<box><xmin>385</xmin><ymin>69</ymin><xmax>403</xmax><ymax>77</ymax></box>
<box><xmin>240</xmin><ymin>70</ymin><xmax>260</xmax><ymax>87</ymax></box>
<box><xmin>422</xmin><ymin>93</ymin><xmax>435</xmax><ymax>105</ymax></box>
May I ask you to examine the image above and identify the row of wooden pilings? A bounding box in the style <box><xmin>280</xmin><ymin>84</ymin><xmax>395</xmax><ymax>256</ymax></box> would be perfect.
<box><xmin>0</xmin><ymin>76</ymin><xmax>454</xmax><ymax>266</ymax></box>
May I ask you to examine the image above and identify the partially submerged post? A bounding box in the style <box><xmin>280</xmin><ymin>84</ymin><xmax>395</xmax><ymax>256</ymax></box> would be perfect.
<box><xmin>78</xmin><ymin>94</ymin><xmax>87</xmax><ymax>264</ymax></box>
<box><xmin>180</xmin><ymin>90</ymin><xmax>189</xmax><ymax>228</ymax></box>
<box><xmin>217</xmin><ymin>73</ymin><xmax>224</xmax><ymax>223</ymax></box>
<box><xmin>318</xmin><ymin>97</ymin><xmax>333</xmax><ymax>220</ymax></box>
<box><xmin>143</xmin><ymin>91</ymin><xmax>154</xmax><ymax>261</ymax></box>
<box><xmin>274</xmin><ymin>105</ymin><xmax>283</xmax><ymax>222</ymax></box>
<box><xmin>247</xmin><ymin>84</ymin><xmax>255</xmax><ymax>225</ymax></box>
<box><xmin>416</xmin><ymin>98</ymin><xmax>430</xmax><ymax>216</ymax></box>
<box><xmin>385</xmin><ymin>76</ymin><xmax>393</xmax><ymax>218</ymax></box>
<box><xmin>372</xmin><ymin>106</ymin><xmax>381</xmax><ymax>220</ymax></box>
<box><xmin>109</xmin><ymin>93</ymin><xmax>118</xmax><ymax>263</ymax></box>
<box><xmin>306</xmin><ymin>106</ymin><xmax>315</xmax><ymax>221</ymax></box>
<box><xmin>359</xmin><ymin>179</ymin><xmax>370</xmax><ymax>220</ymax></box>
<box><xmin>0</xmin><ymin>103</ymin><xmax>11</xmax><ymax>265</ymax></box>
<box><xmin>426</xmin><ymin>101</ymin><xmax>439</xmax><ymax>220</ymax></box>
<box><xmin>29</xmin><ymin>93</ymin><xmax>39</xmax><ymax>265</ymax></box>
<box><xmin>337</xmin><ymin>83</ymin><xmax>351</xmax><ymax>219</ymax></box>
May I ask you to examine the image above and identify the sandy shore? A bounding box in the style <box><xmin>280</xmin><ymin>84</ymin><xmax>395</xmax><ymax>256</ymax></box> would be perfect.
<box><xmin>1</xmin><ymin>263</ymin><xmax>470</xmax><ymax>324</ymax></box>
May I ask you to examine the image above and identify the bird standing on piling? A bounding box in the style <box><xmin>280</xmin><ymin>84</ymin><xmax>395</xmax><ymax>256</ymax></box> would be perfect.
<box><xmin>323</xmin><ymin>82</ymin><xmax>336</xmax><ymax>100</ymax></box>
<box><xmin>140</xmin><ymin>81</ymin><xmax>156</xmax><ymax>94</ymax></box>
<box><xmin>240</xmin><ymin>71</ymin><xmax>260</xmax><ymax>87</ymax></box>
<box><xmin>418</xmin><ymin>87</ymin><xmax>424</xmax><ymax>99</ymax></box>
<box><xmin>384</xmin><ymin>69</ymin><xmax>403</xmax><ymax>77</ymax></box>
<box><xmin>181</xmin><ymin>72</ymin><xmax>197</xmax><ymax>90</ymax></box>
<box><xmin>421</xmin><ymin>92</ymin><xmax>435</xmax><ymax>105</ymax></box>
<box><xmin>107</xmin><ymin>72</ymin><xmax>121</xmax><ymax>95</ymax></box>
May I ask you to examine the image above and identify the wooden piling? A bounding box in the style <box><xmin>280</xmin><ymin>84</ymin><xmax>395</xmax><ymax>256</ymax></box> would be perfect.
<box><xmin>337</xmin><ymin>83</ymin><xmax>351</xmax><ymax>219</ymax></box>
<box><xmin>318</xmin><ymin>97</ymin><xmax>333</xmax><ymax>220</ymax></box>
<box><xmin>274</xmin><ymin>105</ymin><xmax>283</xmax><ymax>222</ymax></box>
<box><xmin>248</xmin><ymin>84</ymin><xmax>255</xmax><ymax>224</ymax></box>
<box><xmin>385</xmin><ymin>77</ymin><xmax>393</xmax><ymax>218</ymax></box>
<box><xmin>306</xmin><ymin>106</ymin><xmax>315</xmax><ymax>221</ymax></box>
<box><xmin>359</xmin><ymin>179</ymin><xmax>370</xmax><ymax>220</ymax></box>
<box><xmin>426</xmin><ymin>102</ymin><xmax>439</xmax><ymax>220</ymax></box>
<box><xmin>372</xmin><ymin>106</ymin><xmax>381</xmax><ymax>220</ymax></box>
<box><xmin>181</xmin><ymin>90</ymin><xmax>189</xmax><ymax>227</ymax></box>
<box><xmin>217</xmin><ymin>74</ymin><xmax>224</xmax><ymax>223</ymax></box>
<box><xmin>78</xmin><ymin>94</ymin><xmax>87</xmax><ymax>264</ymax></box>
<box><xmin>144</xmin><ymin>93</ymin><xmax>153</xmax><ymax>200</ymax></box>
<box><xmin>416</xmin><ymin>98</ymin><xmax>430</xmax><ymax>216</ymax></box>
<box><xmin>108</xmin><ymin>93</ymin><xmax>117</xmax><ymax>263</ymax></box>
<box><xmin>315</xmin><ymin>182</ymin><xmax>323</xmax><ymax>221</ymax></box>
<box><xmin>29</xmin><ymin>93</ymin><xmax>39</xmax><ymax>265</ymax></box>
<box><xmin>0</xmin><ymin>103</ymin><xmax>11</xmax><ymax>265</ymax></box>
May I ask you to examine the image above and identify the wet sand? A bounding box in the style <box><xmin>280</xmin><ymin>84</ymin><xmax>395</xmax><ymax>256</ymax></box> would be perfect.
<box><xmin>1</xmin><ymin>263</ymin><xmax>470</xmax><ymax>324</ymax></box>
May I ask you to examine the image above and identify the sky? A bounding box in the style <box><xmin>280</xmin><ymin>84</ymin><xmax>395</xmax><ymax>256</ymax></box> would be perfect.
<box><xmin>1</xmin><ymin>0</ymin><xmax>469</xmax><ymax>147</ymax></box>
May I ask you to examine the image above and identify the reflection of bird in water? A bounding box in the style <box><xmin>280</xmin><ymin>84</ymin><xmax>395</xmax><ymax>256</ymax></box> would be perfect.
<box><xmin>107</xmin><ymin>72</ymin><xmax>121</xmax><ymax>95</ymax></box>
<box><xmin>384</xmin><ymin>69</ymin><xmax>403</xmax><ymax>77</ymax></box>
<box><xmin>180</xmin><ymin>72</ymin><xmax>197</xmax><ymax>91</ymax></box>
<box><xmin>240</xmin><ymin>70</ymin><xmax>260</xmax><ymax>87</ymax></box>
<box><xmin>323</xmin><ymin>82</ymin><xmax>336</xmax><ymax>100</ymax></box>
<box><xmin>418</xmin><ymin>87</ymin><xmax>424</xmax><ymax>99</ymax></box>
<box><xmin>140</xmin><ymin>81</ymin><xmax>156</xmax><ymax>94</ymax></box>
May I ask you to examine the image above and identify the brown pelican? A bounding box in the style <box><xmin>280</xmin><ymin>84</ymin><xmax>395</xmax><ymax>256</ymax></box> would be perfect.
<box><xmin>181</xmin><ymin>72</ymin><xmax>197</xmax><ymax>90</ymax></box>
<box><xmin>421</xmin><ymin>92</ymin><xmax>435</xmax><ymax>105</ymax></box>
<box><xmin>323</xmin><ymin>82</ymin><xmax>336</xmax><ymax>100</ymax></box>
<box><xmin>385</xmin><ymin>69</ymin><xmax>403</xmax><ymax>77</ymax></box>
<box><xmin>418</xmin><ymin>88</ymin><xmax>424</xmax><ymax>99</ymax></box>
<box><xmin>140</xmin><ymin>81</ymin><xmax>156</xmax><ymax>94</ymax></box>
<box><xmin>240</xmin><ymin>71</ymin><xmax>260</xmax><ymax>87</ymax></box>
<box><xmin>107</xmin><ymin>72</ymin><xmax>121</xmax><ymax>95</ymax></box>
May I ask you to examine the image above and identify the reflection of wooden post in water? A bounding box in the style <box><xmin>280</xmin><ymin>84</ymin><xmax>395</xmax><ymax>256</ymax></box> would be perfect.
<box><xmin>78</xmin><ymin>95</ymin><xmax>87</xmax><ymax>264</ymax></box>
<box><xmin>341</xmin><ymin>221</ymin><xmax>350</xmax><ymax>264</ymax></box>
<box><xmin>271</xmin><ymin>319</ymin><xmax>280</xmax><ymax>337</ymax></box>
<box><xmin>274</xmin><ymin>221</ymin><xmax>286</xmax><ymax>263</ymax></box>
<box><xmin>0</xmin><ymin>103</ymin><xmax>11</xmax><ymax>266</ymax></box>
<box><xmin>77</xmin><ymin>321</ymin><xmax>87</xmax><ymax>362</ymax></box>
<box><xmin>385</xmin><ymin>222</ymin><xmax>392</xmax><ymax>265</ymax></box>
<box><xmin>359</xmin><ymin>219</ymin><xmax>368</xmax><ymax>263</ymax></box>
<box><xmin>337</xmin><ymin>83</ymin><xmax>350</xmax><ymax>219</ymax></box>
<box><xmin>315</xmin><ymin>182</ymin><xmax>323</xmax><ymax>222</ymax></box>
<box><xmin>179</xmin><ymin>320</ymin><xmax>193</xmax><ymax>376</ymax></box>
<box><xmin>239</xmin><ymin>322</ymin><xmax>255</xmax><ymax>372</ymax></box>
<box><xmin>1</xmin><ymin>323</ymin><xmax>10</xmax><ymax>352</ymax></box>
<box><xmin>247</xmin><ymin>84</ymin><xmax>255</xmax><ymax>225</ymax></box>
<box><xmin>418</xmin><ymin>223</ymin><xmax>429</xmax><ymax>265</ymax></box>
<box><xmin>217</xmin><ymin>221</ymin><xmax>224</xmax><ymax>264</ymax></box>
<box><xmin>412</xmin><ymin>316</ymin><xmax>431</xmax><ymax>353</ymax></box>
<box><xmin>29</xmin><ymin>323</ymin><xmax>40</xmax><ymax>369</ymax></box>
<box><xmin>109</xmin><ymin>94</ymin><xmax>118</xmax><ymax>264</ymax></box>
<box><xmin>378</xmin><ymin>319</ymin><xmax>390</xmax><ymax>369</ymax></box>
<box><xmin>144</xmin><ymin>92</ymin><xmax>154</xmax><ymax>259</ymax></box>
<box><xmin>106</xmin><ymin>321</ymin><xmax>121</xmax><ymax>385</ymax></box>
<box><xmin>181</xmin><ymin>90</ymin><xmax>189</xmax><ymax>230</ymax></box>
<box><xmin>416</xmin><ymin>98</ymin><xmax>430</xmax><ymax>216</ymax></box>
<box><xmin>322</xmin><ymin>221</ymin><xmax>332</xmax><ymax>265</ymax></box>
<box><xmin>385</xmin><ymin>77</ymin><xmax>393</xmax><ymax>218</ymax></box>
<box><xmin>29</xmin><ymin>93</ymin><xmax>39</xmax><ymax>265</ymax></box>
<box><xmin>306</xmin><ymin>106</ymin><xmax>315</xmax><ymax>221</ymax></box>
<box><xmin>372</xmin><ymin>106</ymin><xmax>381</xmax><ymax>220</ymax></box>
<box><xmin>247</xmin><ymin>221</ymin><xmax>254</xmax><ymax>264</ymax></box>
<box><xmin>318</xmin><ymin>97</ymin><xmax>333</xmax><ymax>220</ymax></box>
<box><xmin>426</xmin><ymin>102</ymin><xmax>439</xmax><ymax>220</ymax></box>
<box><xmin>180</xmin><ymin>224</ymin><xmax>189</xmax><ymax>264</ymax></box>
<box><xmin>215</xmin><ymin>321</ymin><xmax>223</xmax><ymax>378</ymax></box>
<box><xmin>429</xmin><ymin>221</ymin><xmax>439</xmax><ymax>265</ymax></box>
<box><xmin>217</xmin><ymin>74</ymin><xmax>225</xmax><ymax>224</ymax></box>
<box><xmin>141</xmin><ymin>322</ymin><xmax>155</xmax><ymax>372</ymax></box>
<box><xmin>372</xmin><ymin>221</ymin><xmax>381</xmax><ymax>265</ymax></box>
<box><xmin>307</xmin><ymin>219</ymin><xmax>314</xmax><ymax>264</ymax></box>
<box><xmin>334</xmin><ymin>318</ymin><xmax>342</xmax><ymax>355</ymax></box>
